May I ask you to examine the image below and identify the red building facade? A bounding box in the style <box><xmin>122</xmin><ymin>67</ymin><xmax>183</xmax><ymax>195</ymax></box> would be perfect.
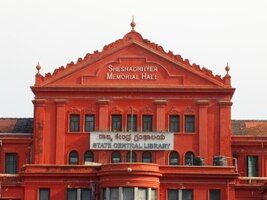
<box><xmin>0</xmin><ymin>21</ymin><xmax>266</xmax><ymax>200</ymax></box>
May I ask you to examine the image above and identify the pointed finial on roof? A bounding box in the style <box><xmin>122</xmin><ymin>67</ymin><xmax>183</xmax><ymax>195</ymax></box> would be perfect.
<box><xmin>36</xmin><ymin>62</ymin><xmax>41</xmax><ymax>74</ymax></box>
<box><xmin>130</xmin><ymin>16</ymin><xmax>136</xmax><ymax>31</ymax></box>
<box><xmin>225</xmin><ymin>62</ymin><xmax>230</xmax><ymax>75</ymax></box>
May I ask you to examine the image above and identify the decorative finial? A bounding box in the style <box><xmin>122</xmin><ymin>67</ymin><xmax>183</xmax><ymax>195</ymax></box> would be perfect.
<box><xmin>36</xmin><ymin>62</ymin><xmax>41</xmax><ymax>74</ymax></box>
<box><xmin>130</xmin><ymin>16</ymin><xmax>136</xmax><ymax>31</ymax></box>
<box><xmin>225</xmin><ymin>62</ymin><xmax>230</xmax><ymax>75</ymax></box>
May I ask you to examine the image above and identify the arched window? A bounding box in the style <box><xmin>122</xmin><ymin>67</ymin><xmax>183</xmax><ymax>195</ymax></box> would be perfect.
<box><xmin>142</xmin><ymin>151</ymin><xmax>152</xmax><ymax>163</ymax></box>
<box><xmin>169</xmin><ymin>151</ymin><xmax>179</xmax><ymax>165</ymax></box>
<box><xmin>126</xmin><ymin>151</ymin><xmax>137</xmax><ymax>162</ymax></box>
<box><xmin>185</xmin><ymin>151</ymin><xmax>195</xmax><ymax>165</ymax></box>
<box><xmin>69</xmin><ymin>150</ymin><xmax>79</xmax><ymax>165</ymax></box>
<box><xmin>111</xmin><ymin>151</ymin><xmax>121</xmax><ymax>163</ymax></box>
<box><xmin>84</xmin><ymin>150</ymin><xmax>94</xmax><ymax>163</ymax></box>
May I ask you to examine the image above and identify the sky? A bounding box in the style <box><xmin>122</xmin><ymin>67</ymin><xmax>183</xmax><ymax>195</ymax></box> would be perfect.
<box><xmin>0</xmin><ymin>0</ymin><xmax>266</xmax><ymax>119</ymax></box>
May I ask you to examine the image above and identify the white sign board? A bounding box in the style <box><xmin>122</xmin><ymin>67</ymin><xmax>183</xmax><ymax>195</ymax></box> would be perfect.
<box><xmin>90</xmin><ymin>132</ymin><xmax>174</xmax><ymax>150</ymax></box>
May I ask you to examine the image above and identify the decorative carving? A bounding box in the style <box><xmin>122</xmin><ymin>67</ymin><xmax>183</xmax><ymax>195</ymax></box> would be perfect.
<box><xmin>184</xmin><ymin>107</ymin><xmax>195</xmax><ymax>114</ymax></box>
<box><xmin>84</xmin><ymin>105</ymin><xmax>96</xmax><ymax>114</ymax></box>
<box><xmin>69</xmin><ymin>107</ymin><xmax>81</xmax><ymax>114</ymax></box>
<box><xmin>110</xmin><ymin>106</ymin><xmax>123</xmax><ymax>114</ymax></box>
<box><xmin>142</xmin><ymin>105</ymin><xmax>154</xmax><ymax>114</ymax></box>
<box><xmin>169</xmin><ymin>106</ymin><xmax>181</xmax><ymax>115</ymax></box>
<box><xmin>126</xmin><ymin>107</ymin><xmax>138</xmax><ymax>114</ymax></box>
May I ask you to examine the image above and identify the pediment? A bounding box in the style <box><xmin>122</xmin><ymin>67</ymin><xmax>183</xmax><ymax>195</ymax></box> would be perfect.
<box><xmin>35</xmin><ymin>33</ymin><xmax>230</xmax><ymax>89</ymax></box>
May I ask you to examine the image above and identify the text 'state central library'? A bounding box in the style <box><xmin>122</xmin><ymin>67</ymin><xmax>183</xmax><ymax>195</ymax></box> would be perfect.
<box><xmin>0</xmin><ymin>21</ymin><xmax>266</xmax><ymax>200</ymax></box>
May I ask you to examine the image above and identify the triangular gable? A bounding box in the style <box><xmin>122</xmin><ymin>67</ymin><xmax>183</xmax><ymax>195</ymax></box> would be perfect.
<box><xmin>34</xmin><ymin>30</ymin><xmax>230</xmax><ymax>89</ymax></box>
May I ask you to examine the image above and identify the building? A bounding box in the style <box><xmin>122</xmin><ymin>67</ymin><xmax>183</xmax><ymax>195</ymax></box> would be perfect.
<box><xmin>0</xmin><ymin>20</ymin><xmax>266</xmax><ymax>200</ymax></box>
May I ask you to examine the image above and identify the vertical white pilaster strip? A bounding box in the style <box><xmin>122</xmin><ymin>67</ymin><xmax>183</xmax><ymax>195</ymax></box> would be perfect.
<box><xmin>179</xmin><ymin>190</ymin><xmax>182</xmax><ymax>200</ymax></box>
<box><xmin>106</xmin><ymin>188</ymin><xmax>110</xmax><ymax>200</ymax></box>
<box><xmin>119</xmin><ymin>187</ymin><xmax>123</xmax><ymax>200</ymax></box>
<box><xmin>148</xmin><ymin>188</ymin><xmax>151</xmax><ymax>200</ymax></box>
<box><xmin>134</xmin><ymin>187</ymin><xmax>138</xmax><ymax>200</ymax></box>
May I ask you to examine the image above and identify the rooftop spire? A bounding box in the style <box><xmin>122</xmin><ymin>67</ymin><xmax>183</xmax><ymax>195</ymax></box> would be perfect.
<box><xmin>130</xmin><ymin>16</ymin><xmax>136</xmax><ymax>31</ymax></box>
<box><xmin>225</xmin><ymin>62</ymin><xmax>230</xmax><ymax>75</ymax></box>
<box><xmin>36</xmin><ymin>62</ymin><xmax>41</xmax><ymax>74</ymax></box>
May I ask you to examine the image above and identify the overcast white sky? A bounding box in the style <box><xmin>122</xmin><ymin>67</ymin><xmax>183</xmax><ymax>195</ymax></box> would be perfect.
<box><xmin>0</xmin><ymin>0</ymin><xmax>266</xmax><ymax>119</ymax></box>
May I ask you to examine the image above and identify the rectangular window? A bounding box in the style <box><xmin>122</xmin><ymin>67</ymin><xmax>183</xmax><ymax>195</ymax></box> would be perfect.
<box><xmin>151</xmin><ymin>189</ymin><xmax>157</xmax><ymax>200</ymax></box>
<box><xmin>81</xmin><ymin>189</ymin><xmax>91</xmax><ymax>200</ymax></box>
<box><xmin>112</xmin><ymin>115</ymin><xmax>122</xmax><ymax>131</ymax></box>
<box><xmin>123</xmin><ymin>187</ymin><xmax>134</xmax><ymax>200</ymax></box>
<box><xmin>127</xmin><ymin>114</ymin><xmax>137</xmax><ymax>132</ymax></box>
<box><xmin>142</xmin><ymin>115</ymin><xmax>152</xmax><ymax>132</ymax></box>
<box><xmin>137</xmin><ymin>188</ymin><xmax>148</xmax><ymax>200</ymax></box>
<box><xmin>67</xmin><ymin>189</ymin><xmax>77</xmax><ymax>200</ymax></box>
<box><xmin>209</xmin><ymin>189</ymin><xmax>220</xmax><ymax>200</ymax></box>
<box><xmin>169</xmin><ymin>115</ymin><xmax>180</xmax><ymax>132</ymax></box>
<box><xmin>185</xmin><ymin>115</ymin><xmax>195</xmax><ymax>133</ymax></box>
<box><xmin>182</xmin><ymin>189</ymin><xmax>193</xmax><ymax>200</ymax></box>
<box><xmin>85</xmin><ymin>115</ymin><xmax>95</xmax><ymax>132</ymax></box>
<box><xmin>5</xmin><ymin>153</ymin><xmax>18</xmax><ymax>174</ymax></box>
<box><xmin>168</xmin><ymin>189</ymin><xmax>193</xmax><ymax>200</ymax></box>
<box><xmin>168</xmin><ymin>189</ymin><xmax>178</xmax><ymax>200</ymax></box>
<box><xmin>39</xmin><ymin>188</ymin><xmax>50</xmax><ymax>200</ymax></box>
<box><xmin>247</xmin><ymin>156</ymin><xmax>259</xmax><ymax>177</ymax></box>
<box><xmin>110</xmin><ymin>188</ymin><xmax>119</xmax><ymax>200</ymax></box>
<box><xmin>70</xmin><ymin>114</ymin><xmax>80</xmax><ymax>132</ymax></box>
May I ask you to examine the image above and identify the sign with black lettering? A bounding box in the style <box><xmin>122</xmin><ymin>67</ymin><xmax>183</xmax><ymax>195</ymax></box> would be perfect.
<box><xmin>90</xmin><ymin>132</ymin><xmax>174</xmax><ymax>150</ymax></box>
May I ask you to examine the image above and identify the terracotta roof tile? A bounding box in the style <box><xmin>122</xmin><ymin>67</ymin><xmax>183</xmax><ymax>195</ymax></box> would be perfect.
<box><xmin>232</xmin><ymin>120</ymin><xmax>267</xmax><ymax>136</ymax></box>
<box><xmin>0</xmin><ymin>118</ymin><xmax>33</xmax><ymax>133</ymax></box>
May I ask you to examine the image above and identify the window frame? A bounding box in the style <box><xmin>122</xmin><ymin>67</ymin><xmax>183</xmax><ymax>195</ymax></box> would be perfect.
<box><xmin>69</xmin><ymin>114</ymin><xmax>81</xmax><ymax>133</ymax></box>
<box><xmin>142</xmin><ymin>151</ymin><xmax>152</xmax><ymax>163</ymax></box>
<box><xmin>169</xmin><ymin>115</ymin><xmax>180</xmax><ymax>132</ymax></box>
<box><xmin>69</xmin><ymin>150</ymin><xmax>79</xmax><ymax>165</ymax></box>
<box><xmin>185</xmin><ymin>151</ymin><xmax>195</xmax><ymax>166</ymax></box>
<box><xmin>169</xmin><ymin>151</ymin><xmax>179</xmax><ymax>165</ymax></box>
<box><xmin>127</xmin><ymin>114</ymin><xmax>137</xmax><ymax>132</ymax></box>
<box><xmin>184</xmin><ymin>115</ymin><xmax>196</xmax><ymax>133</ymax></box>
<box><xmin>247</xmin><ymin>155</ymin><xmax>259</xmax><ymax>177</ymax></box>
<box><xmin>209</xmin><ymin>189</ymin><xmax>221</xmax><ymax>200</ymax></box>
<box><xmin>111</xmin><ymin>151</ymin><xmax>121</xmax><ymax>163</ymax></box>
<box><xmin>111</xmin><ymin>115</ymin><xmax>122</xmax><ymax>132</ymax></box>
<box><xmin>84</xmin><ymin>114</ymin><xmax>95</xmax><ymax>132</ymax></box>
<box><xmin>84</xmin><ymin>150</ymin><xmax>94</xmax><ymax>163</ymax></box>
<box><xmin>39</xmin><ymin>188</ymin><xmax>50</xmax><ymax>200</ymax></box>
<box><xmin>5</xmin><ymin>153</ymin><xmax>18</xmax><ymax>174</ymax></box>
<box><xmin>142</xmin><ymin>115</ymin><xmax>153</xmax><ymax>132</ymax></box>
<box><xmin>126</xmin><ymin>151</ymin><xmax>137</xmax><ymax>162</ymax></box>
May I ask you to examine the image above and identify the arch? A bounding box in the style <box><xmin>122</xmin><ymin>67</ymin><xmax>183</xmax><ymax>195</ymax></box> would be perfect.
<box><xmin>84</xmin><ymin>150</ymin><xmax>94</xmax><ymax>163</ymax></box>
<box><xmin>185</xmin><ymin>151</ymin><xmax>195</xmax><ymax>165</ymax></box>
<box><xmin>169</xmin><ymin>151</ymin><xmax>179</xmax><ymax>165</ymax></box>
<box><xmin>111</xmin><ymin>151</ymin><xmax>121</xmax><ymax>163</ymax></box>
<box><xmin>126</xmin><ymin>151</ymin><xmax>137</xmax><ymax>162</ymax></box>
<box><xmin>142</xmin><ymin>151</ymin><xmax>152</xmax><ymax>163</ymax></box>
<box><xmin>69</xmin><ymin>150</ymin><xmax>79</xmax><ymax>165</ymax></box>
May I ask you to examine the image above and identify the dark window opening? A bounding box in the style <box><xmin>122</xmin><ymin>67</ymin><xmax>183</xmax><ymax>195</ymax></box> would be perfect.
<box><xmin>169</xmin><ymin>151</ymin><xmax>179</xmax><ymax>165</ymax></box>
<box><xmin>112</xmin><ymin>115</ymin><xmax>122</xmax><ymax>131</ymax></box>
<box><xmin>126</xmin><ymin>151</ymin><xmax>137</xmax><ymax>162</ymax></box>
<box><xmin>210</xmin><ymin>189</ymin><xmax>221</xmax><ymax>200</ymax></box>
<box><xmin>169</xmin><ymin>115</ymin><xmax>180</xmax><ymax>132</ymax></box>
<box><xmin>70</xmin><ymin>114</ymin><xmax>80</xmax><ymax>132</ymax></box>
<box><xmin>111</xmin><ymin>151</ymin><xmax>121</xmax><ymax>163</ymax></box>
<box><xmin>39</xmin><ymin>188</ymin><xmax>50</xmax><ymax>200</ymax></box>
<box><xmin>85</xmin><ymin>115</ymin><xmax>95</xmax><ymax>132</ymax></box>
<box><xmin>84</xmin><ymin>151</ymin><xmax>94</xmax><ymax>163</ymax></box>
<box><xmin>185</xmin><ymin>151</ymin><xmax>195</xmax><ymax>165</ymax></box>
<box><xmin>67</xmin><ymin>189</ymin><xmax>77</xmax><ymax>200</ymax></box>
<box><xmin>127</xmin><ymin>114</ymin><xmax>137</xmax><ymax>132</ymax></box>
<box><xmin>185</xmin><ymin>115</ymin><xmax>195</xmax><ymax>133</ymax></box>
<box><xmin>142</xmin><ymin>151</ymin><xmax>152</xmax><ymax>163</ymax></box>
<box><xmin>5</xmin><ymin>153</ymin><xmax>18</xmax><ymax>174</ymax></box>
<box><xmin>247</xmin><ymin>155</ymin><xmax>258</xmax><ymax>177</ymax></box>
<box><xmin>69</xmin><ymin>150</ymin><xmax>79</xmax><ymax>165</ymax></box>
<box><xmin>142</xmin><ymin>115</ymin><xmax>152</xmax><ymax>132</ymax></box>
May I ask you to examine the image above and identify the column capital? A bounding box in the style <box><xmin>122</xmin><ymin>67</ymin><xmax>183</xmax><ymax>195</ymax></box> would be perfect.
<box><xmin>154</xmin><ymin>99</ymin><xmax>167</xmax><ymax>105</ymax></box>
<box><xmin>97</xmin><ymin>99</ymin><xmax>109</xmax><ymax>105</ymax></box>
<box><xmin>218</xmin><ymin>100</ymin><xmax>233</xmax><ymax>107</ymax></box>
<box><xmin>196</xmin><ymin>100</ymin><xmax>210</xmax><ymax>106</ymax></box>
<box><xmin>32</xmin><ymin>99</ymin><xmax>46</xmax><ymax>105</ymax></box>
<box><xmin>55</xmin><ymin>99</ymin><xmax>68</xmax><ymax>105</ymax></box>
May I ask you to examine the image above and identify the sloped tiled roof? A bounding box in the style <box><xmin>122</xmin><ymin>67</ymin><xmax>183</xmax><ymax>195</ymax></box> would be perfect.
<box><xmin>0</xmin><ymin>118</ymin><xmax>33</xmax><ymax>133</ymax></box>
<box><xmin>232</xmin><ymin>120</ymin><xmax>267</xmax><ymax>136</ymax></box>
